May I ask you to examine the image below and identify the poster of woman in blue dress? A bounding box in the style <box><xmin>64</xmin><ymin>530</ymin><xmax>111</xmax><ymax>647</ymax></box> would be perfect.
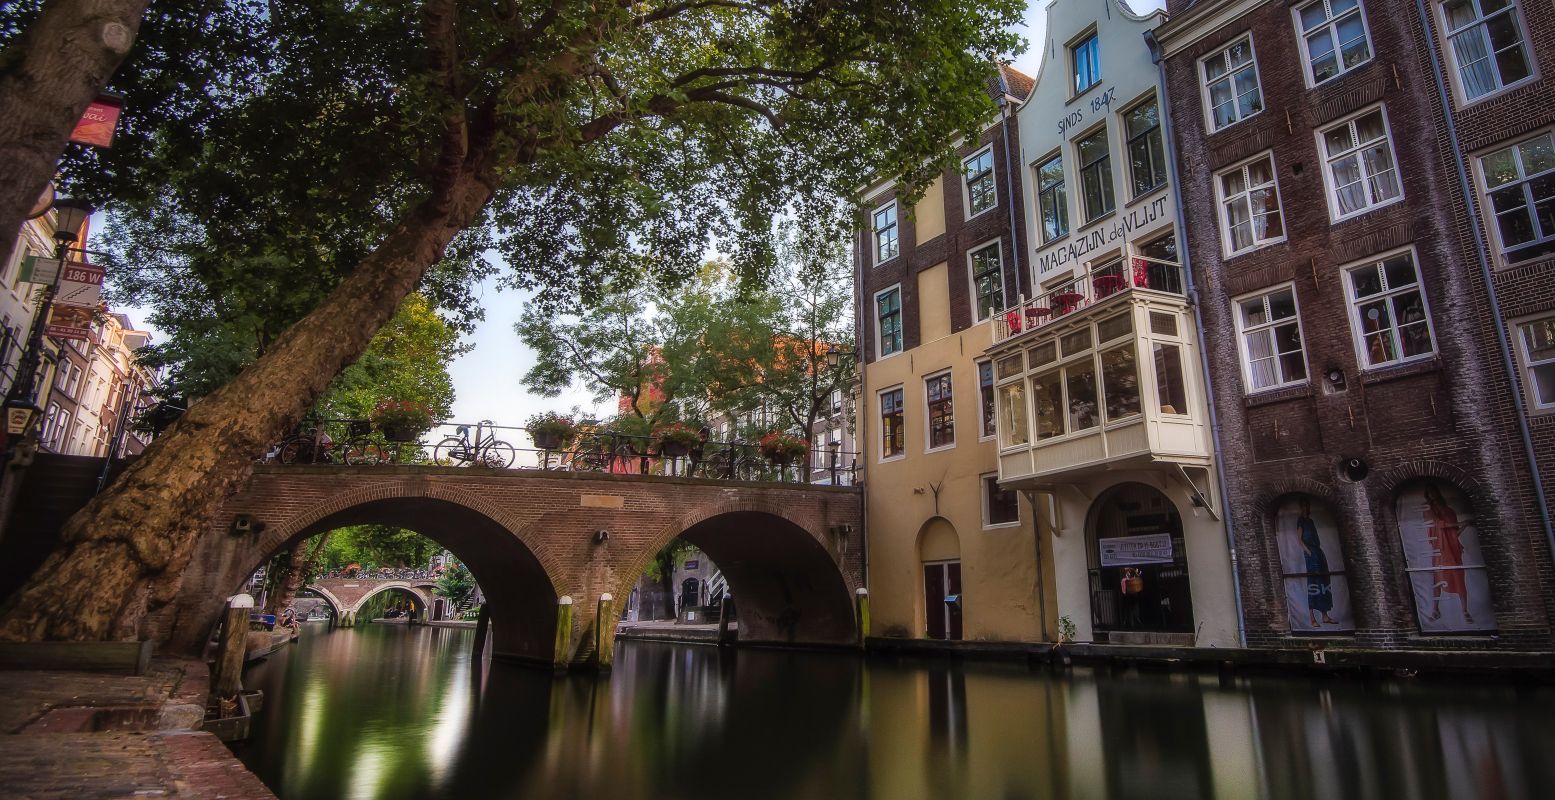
<box><xmin>1276</xmin><ymin>496</ymin><xmax>1354</xmax><ymax>632</ymax></box>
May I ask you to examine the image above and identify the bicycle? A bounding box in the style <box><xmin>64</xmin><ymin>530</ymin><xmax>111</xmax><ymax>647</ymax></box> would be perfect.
<box><xmin>277</xmin><ymin>420</ymin><xmax>386</xmax><ymax>466</ymax></box>
<box><xmin>433</xmin><ymin>420</ymin><xmax>516</xmax><ymax>468</ymax></box>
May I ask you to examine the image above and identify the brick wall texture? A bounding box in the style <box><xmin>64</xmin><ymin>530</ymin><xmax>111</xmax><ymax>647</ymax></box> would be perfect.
<box><xmin>1160</xmin><ymin>0</ymin><xmax>1555</xmax><ymax>650</ymax></box>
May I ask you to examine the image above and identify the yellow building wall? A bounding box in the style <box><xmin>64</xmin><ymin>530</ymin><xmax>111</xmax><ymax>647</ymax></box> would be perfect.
<box><xmin>862</xmin><ymin>320</ymin><xmax>1055</xmax><ymax>643</ymax></box>
<box><xmin>913</xmin><ymin>176</ymin><xmax>946</xmax><ymax>243</ymax></box>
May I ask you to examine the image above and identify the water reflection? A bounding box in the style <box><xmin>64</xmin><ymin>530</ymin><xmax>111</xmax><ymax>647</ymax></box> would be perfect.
<box><xmin>239</xmin><ymin>625</ymin><xmax>1555</xmax><ymax>800</ymax></box>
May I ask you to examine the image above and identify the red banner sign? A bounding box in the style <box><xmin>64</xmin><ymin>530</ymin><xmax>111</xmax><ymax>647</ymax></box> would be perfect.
<box><xmin>69</xmin><ymin>96</ymin><xmax>123</xmax><ymax>148</ymax></box>
<box><xmin>45</xmin><ymin>304</ymin><xmax>95</xmax><ymax>342</ymax></box>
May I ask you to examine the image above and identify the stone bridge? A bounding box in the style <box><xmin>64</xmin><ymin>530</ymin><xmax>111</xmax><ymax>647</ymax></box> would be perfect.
<box><xmin>153</xmin><ymin>464</ymin><xmax>863</xmax><ymax>669</ymax></box>
<box><xmin>301</xmin><ymin>577</ymin><xmax>438</xmax><ymax>626</ymax></box>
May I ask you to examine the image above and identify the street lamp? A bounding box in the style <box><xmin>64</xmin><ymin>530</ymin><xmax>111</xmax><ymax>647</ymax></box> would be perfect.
<box><xmin>3</xmin><ymin>198</ymin><xmax>95</xmax><ymax>444</ymax></box>
<box><xmin>825</xmin><ymin>344</ymin><xmax>855</xmax><ymax>370</ymax></box>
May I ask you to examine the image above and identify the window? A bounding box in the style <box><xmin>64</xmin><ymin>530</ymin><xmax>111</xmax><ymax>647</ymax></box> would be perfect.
<box><xmin>995</xmin><ymin>354</ymin><xmax>1028</xmax><ymax>448</ymax></box>
<box><xmin>1036</xmin><ymin>154</ymin><xmax>1069</xmax><ymax>243</ymax></box>
<box><xmin>926</xmin><ymin>372</ymin><xmax>954</xmax><ymax>449</ymax></box>
<box><xmin>873</xmin><ymin>202</ymin><xmax>899</xmax><ymax>262</ymax></box>
<box><xmin>880</xmin><ymin>387</ymin><xmax>904</xmax><ymax>459</ymax></box>
<box><xmin>876</xmin><ymin>287</ymin><xmax>902</xmax><ymax>357</ymax></box>
<box><xmin>1479</xmin><ymin>132</ymin><xmax>1555</xmax><ymax>264</ymax></box>
<box><xmin>1202</xmin><ymin>36</ymin><xmax>1263</xmax><ymax>131</ymax></box>
<box><xmin>1077</xmin><ymin>128</ymin><xmax>1115</xmax><ymax>223</ymax></box>
<box><xmin>1217</xmin><ymin>154</ymin><xmax>1285</xmax><ymax>254</ymax></box>
<box><xmin>1072</xmin><ymin>33</ymin><xmax>1101</xmax><ymax>95</ymax></box>
<box><xmin>969</xmin><ymin>242</ymin><xmax>1004</xmax><ymax>322</ymax></box>
<box><xmin>1320</xmin><ymin>106</ymin><xmax>1401</xmax><ymax>219</ymax></box>
<box><xmin>1154</xmin><ymin>343</ymin><xmax>1189</xmax><ymax>415</ymax></box>
<box><xmin>983</xmin><ymin>474</ymin><xmax>1019</xmax><ymax>527</ymax></box>
<box><xmin>978</xmin><ymin>361</ymin><xmax>996</xmax><ymax>438</ymax></box>
<box><xmin>1236</xmin><ymin>287</ymin><xmax>1308</xmax><ymax>391</ymax></box>
<box><xmin>40</xmin><ymin>403</ymin><xmax>69</xmax><ymax>451</ymax></box>
<box><xmin>1296</xmin><ymin>0</ymin><xmax>1372</xmax><ymax>85</ymax></box>
<box><xmin>1441</xmin><ymin>0</ymin><xmax>1532</xmax><ymax>102</ymax></box>
<box><xmin>831</xmin><ymin>389</ymin><xmax>843</xmax><ymax>414</ymax></box>
<box><xmin>1125</xmin><ymin>98</ymin><xmax>1166</xmax><ymax>198</ymax></box>
<box><xmin>1100</xmin><ymin>314</ymin><xmax>1141</xmax><ymax>422</ymax></box>
<box><xmin>54</xmin><ymin>362</ymin><xmax>81</xmax><ymax>399</ymax></box>
<box><xmin>964</xmin><ymin>147</ymin><xmax>996</xmax><ymax>217</ymax></box>
<box><xmin>1345</xmin><ymin>251</ymin><xmax>1436</xmax><ymax>368</ymax></box>
<box><xmin>1516</xmin><ymin>316</ymin><xmax>1555</xmax><ymax>410</ymax></box>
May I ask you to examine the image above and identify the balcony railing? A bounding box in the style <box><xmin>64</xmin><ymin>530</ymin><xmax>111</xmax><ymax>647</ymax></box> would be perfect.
<box><xmin>993</xmin><ymin>255</ymin><xmax>1184</xmax><ymax>344</ymax></box>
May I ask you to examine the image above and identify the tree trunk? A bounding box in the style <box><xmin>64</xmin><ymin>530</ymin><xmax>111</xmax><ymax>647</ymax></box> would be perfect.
<box><xmin>0</xmin><ymin>165</ymin><xmax>497</xmax><ymax>641</ymax></box>
<box><xmin>0</xmin><ymin>0</ymin><xmax>148</xmax><ymax>264</ymax></box>
<box><xmin>264</xmin><ymin>531</ymin><xmax>331</xmax><ymax>615</ymax></box>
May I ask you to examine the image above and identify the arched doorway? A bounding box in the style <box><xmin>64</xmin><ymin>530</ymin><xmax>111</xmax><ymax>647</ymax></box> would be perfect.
<box><xmin>1271</xmin><ymin>494</ymin><xmax>1354</xmax><ymax>633</ymax></box>
<box><xmin>1086</xmin><ymin>483</ymin><xmax>1193</xmax><ymax>637</ymax></box>
<box><xmin>917</xmin><ymin>517</ymin><xmax>962</xmax><ymax>640</ymax></box>
<box><xmin>1392</xmin><ymin>480</ymin><xmax>1496</xmax><ymax>633</ymax></box>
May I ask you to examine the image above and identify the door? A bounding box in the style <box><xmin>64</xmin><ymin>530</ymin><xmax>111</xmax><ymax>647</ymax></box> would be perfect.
<box><xmin>923</xmin><ymin>561</ymin><xmax>963</xmax><ymax>640</ymax></box>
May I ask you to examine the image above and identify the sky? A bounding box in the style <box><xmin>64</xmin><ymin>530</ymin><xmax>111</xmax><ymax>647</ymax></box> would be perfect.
<box><xmin>120</xmin><ymin>0</ymin><xmax>1166</xmax><ymax>433</ymax></box>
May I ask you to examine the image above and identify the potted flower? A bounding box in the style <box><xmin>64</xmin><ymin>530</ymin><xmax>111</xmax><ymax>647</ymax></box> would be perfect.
<box><xmin>758</xmin><ymin>430</ymin><xmax>808</xmax><ymax>466</ymax></box>
<box><xmin>525</xmin><ymin>412</ymin><xmax>578</xmax><ymax>451</ymax></box>
<box><xmin>600</xmin><ymin>414</ymin><xmax>652</xmax><ymax>452</ymax></box>
<box><xmin>371</xmin><ymin>400</ymin><xmax>433</xmax><ymax>442</ymax></box>
<box><xmin>654</xmin><ymin>422</ymin><xmax>702</xmax><ymax>458</ymax></box>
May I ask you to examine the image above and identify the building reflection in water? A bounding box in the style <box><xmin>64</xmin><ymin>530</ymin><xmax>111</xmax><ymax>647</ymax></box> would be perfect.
<box><xmin>239</xmin><ymin>626</ymin><xmax>1555</xmax><ymax>800</ymax></box>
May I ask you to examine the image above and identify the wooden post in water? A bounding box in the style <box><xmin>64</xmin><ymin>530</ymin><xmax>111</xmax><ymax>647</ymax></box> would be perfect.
<box><xmin>553</xmin><ymin>596</ymin><xmax>574</xmax><ymax>671</ymax></box>
<box><xmin>213</xmin><ymin>594</ymin><xmax>253</xmax><ymax>699</ymax></box>
<box><xmin>717</xmin><ymin>593</ymin><xmax>735</xmax><ymax>647</ymax></box>
<box><xmin>594</xmin><ymin>593</ymin><xmax>615</xmax><ymax>671</ymax></box>
<box><xmin>471</xmin><ymin>604</ymin><xmax>490</xmax><ymax>659</ymax></box>
<box><xmin>855</xmin><ymin>588</ymin><xmax>871</xmax><ymax>649</ymax></box>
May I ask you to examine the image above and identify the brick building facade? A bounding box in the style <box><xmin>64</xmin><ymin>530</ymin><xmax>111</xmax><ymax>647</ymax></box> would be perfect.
<box><xmin>1154</xmin><ymin>0</ymin><xmax>1554</xmax><ymax>650</ymax></box>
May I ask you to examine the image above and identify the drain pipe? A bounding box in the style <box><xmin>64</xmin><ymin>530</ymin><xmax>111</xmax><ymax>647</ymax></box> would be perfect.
<box><xmin>1146</xmin><ymin>30</ymin><xmax>1247</xmax><ymax>648</ymax></box>
<box><xmin>996</xmin><ymin>66</ymin><xmax>1027</xmax><ymax>294</ymax></box>
<box><xmin>854</xmin><ymin>212</ymin><xmax>871</xmax><ymax>606</ymax></box>
<box><xmin>1413</xmin><ymin>0</ymin><xmax>1555</xmax><ymax>567</ymax></box>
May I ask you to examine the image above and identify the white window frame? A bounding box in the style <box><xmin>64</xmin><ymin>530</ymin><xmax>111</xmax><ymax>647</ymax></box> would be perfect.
<box><xmin>874</xmin><ymin>284</ymin><xmax>903</xmax><ymax>360</ymax></box>
<box><xmin>1232</xmin><ymin>284</ymin><xmax>1310</xmax><ymax>394</ymax></box>
<box><xmin>1215</xmin><ymin>151</ymin><xmax>1287</xmax><ymax>257</ymax></box>
<box><xmin>1514</xmin><ymin>314</ymin><xmax>1555</xmax><ymax>413</ymax></box>
<box><xmin>1071</xmin><ymin>30</ymin><xmax>1102</xmax><ymax>97</ymax></box>
<box><xmin>966</xmin><ymin>238</ymin><xmax>1005</xmax><ymax>323</ymax></box>
<box><xmin>1317</xmin><ymin>104</ymin><xmax>1403</xmax><ymax>222</ymax></box>
<box><xmin>1293</xmin><ymin>0</ymin><xmax>1374</xmax><ymax>88</ymax></box>
<box><xmin>1436</xmin><ymin>0</ymin><xmax>1537</xmax><ymax>107</ymax></box>
<box><xmin>1474</xmin><ymin>128</ymin><xmax>1555</xmax><ymax>267</ymax></box>
<box><xmin>878</xmin><ymin>384</ymin><xmax>906</xmax><ymax>462</ymax></box>
<box><xmin>963</xmin><ymin>145</ymin><xmax>998</xmax><ymax>220</ymax></box>
<box><xmin>1034</xmin><ymin>150</ymin><xmax>1070</xmax><ymax>245</ymax></box>
<box><xmin>981</xmin><ymin>473</ymin><xmax>1021</xmax><ymax>529</ymax></box>
<box><xmin>1199</xmin><ymin>34</ymin><xmax>1264</xmax><ymax>133</ymax></box>
<box><xmin>924</xmin><ymin>369</ymin><xmax>955</xmax><ymax>453</ymax></box>
<box><xmin>1122</xmin><ymin>93</ymin><xmax>1167</xmax><ymax>200</ymax></box>
<box><xmin>872</xmin><ymin>200</ymin><xmax>899</xmax><ymax>264</ymax></box>
<box><xmin>1074</xmin><ymin>122</ymin><xmax>1115</xmax><ymax>225</ymax></box>
<box><xmin>1341</xmin><ymin>247</ymin><xmax>1439</xmax><ymax>370</ymax></box>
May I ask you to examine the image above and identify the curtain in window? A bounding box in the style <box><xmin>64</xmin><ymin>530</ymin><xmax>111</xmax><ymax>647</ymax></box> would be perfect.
<box><xmin>1450</xmin><ymin>28</ymin><xmax>1496</xmax><ymax>98</ymax></box>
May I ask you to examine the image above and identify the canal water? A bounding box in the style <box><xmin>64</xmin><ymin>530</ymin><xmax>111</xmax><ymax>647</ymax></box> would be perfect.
<box><xmin>238</xmin><ymin>623</ymin><xmax>1555</xmax><ymax>800</ymax></box>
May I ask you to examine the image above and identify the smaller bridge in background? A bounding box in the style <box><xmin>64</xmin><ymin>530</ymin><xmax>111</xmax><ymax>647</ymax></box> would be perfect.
<box><xmin>304</xmin><ymin>576</ymin><xmax>440</xmax><ymax>626</ymax></box>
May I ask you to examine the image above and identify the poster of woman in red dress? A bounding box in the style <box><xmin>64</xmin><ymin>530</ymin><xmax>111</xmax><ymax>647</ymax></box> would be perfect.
<box><xmin>1394</xmin><ymin>481</ymin><xmax>1495</xmax><ymax>633</ymax></box>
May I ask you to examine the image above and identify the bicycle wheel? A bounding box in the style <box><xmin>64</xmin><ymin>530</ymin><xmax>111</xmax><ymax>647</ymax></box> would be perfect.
<box><xmin>432</xmin><ymin>437</ymin><xmax>468</xmax><ymax>465</ymax></box>
<box><xmin>478</xmin><ymin>440</ymin><xmax>516</xmax><ymax>469</ymax></box>
<box><xmin>278</xmin><ymin>437</ymin><xmax>310</xmax><ymax>465</ymax></box>
<box><xmin>344</xmin><ymin>441</ymin><xmax>386</xmax><ymax>466</ymax></box>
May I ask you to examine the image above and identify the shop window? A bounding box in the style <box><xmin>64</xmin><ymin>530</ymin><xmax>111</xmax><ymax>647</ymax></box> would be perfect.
<box><xmin>1295</xmin><ymin>0</ymin><xmax>1372</xmax><ymax>86</ymax></box>
<box><xmin>1394</xmin><ymin>480</ymin><xmax>1496</xmax><ymax>632</ymax></box>
<box><xmin>1478</xmin><ymin>131</ymin><xmax>1555</xmax><ymax>265</ymax></box>
<box><xmin>1274</xmin><ymin>495</ymin><xmax>1355</xmax><ymax>632</ymax></box>
<box><xmin>996</xmin><ymin>379</ymin><xmax>1029</xmax><ymax>448</ymax></box>
<box><xmin>880</xmin><ymin>387</ymin><xmax>904</xmax><ymax>459</ymax></box>
<box><xmin>1344</xmin><ymin>250</ymin><xmax>1435</xmax><ymax>368</ymax></box>
<box><xmin>1201</xmin><ymin>36</ymin><xmax>1263</xmax><ymax>131</ymax></box>
<box><xmin>1440</xmin><ymin>0</ymin><xmax>1532</xmax><ymax>103</ymax></box>
<box><xmin>983</xmin><ymin>474</ymin><xmax>1019</xmax><ymax>527</ymax></box>
<box><xmin>1320</xmin><ymin>106</ymin><xmax>1401</xmax><ymax>220</ymax></box>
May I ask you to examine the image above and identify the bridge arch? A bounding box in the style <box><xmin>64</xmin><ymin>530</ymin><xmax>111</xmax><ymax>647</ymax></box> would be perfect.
<box><xmin>297</xmin><ymin>584</ymin><xmax>346</xmax><ymax>619</ymax></box>
<box><xmin>235</xmin><ymin>487</ymin><xmax>561</xmax><ymax>665</ymax></box>
<box><xmin>612</xmin><ymin>497</ymin><xmax>859</xmax><ymax>647</ymax></box>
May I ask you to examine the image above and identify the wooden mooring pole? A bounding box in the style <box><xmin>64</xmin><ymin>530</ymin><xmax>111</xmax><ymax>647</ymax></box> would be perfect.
<box><xmin>213</xmin><ymin>594</ymin><xmax>253</xmax><ymax>700</ymax></box>
<box><xmin>471</xmin><ymin>604</ymin><xmax>490</xmax><ymax>660</ymax></box>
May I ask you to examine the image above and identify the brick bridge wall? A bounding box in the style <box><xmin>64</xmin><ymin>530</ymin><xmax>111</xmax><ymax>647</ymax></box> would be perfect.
<box><xmin>304</xmin><ymin>578</ymin><xmax>437</xmax><ymax>625</ymax></box>
<box><xmin>152</xmin><ymin>464</ymin><xmax>864</xmax><ymax>667</ymax></box>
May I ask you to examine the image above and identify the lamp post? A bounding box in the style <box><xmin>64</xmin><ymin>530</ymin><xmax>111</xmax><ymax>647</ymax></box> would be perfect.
<box><xmin>3</xmin><ymin>198</ymin><xmax>94</xmax><ymax>446</ymax></box>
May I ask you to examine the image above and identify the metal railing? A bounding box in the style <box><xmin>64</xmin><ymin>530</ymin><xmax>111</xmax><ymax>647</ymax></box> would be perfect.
<box><xmin>316</xmin><ymin>568</ymin><xmax>440</xmax><ymax>581</ymax></box>
<box><xmin>262</xmin><ymin>419</ymin><xmax>859</xmax><ymax>485</ymax></box>
<box><xmin>994</xmin><ymin>254</ymin><xmax>1184</xmax><ymax>344</ymax></box>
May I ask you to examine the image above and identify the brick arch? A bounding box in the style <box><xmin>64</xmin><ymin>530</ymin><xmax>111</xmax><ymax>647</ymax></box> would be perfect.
<box><xmin>347</xmin><ymin>581</ymin><xmax>433</xmax><ymax>616</ymax></box>
<box><xmin>1246</xmin><ymin>478</ymin><xmax>1341</xmax><ymax>519</ymax></box>
<box><xmin>607</xmin><ymin>495</ymin><xmax>859</xmax><ymax>647</ymax></box>
<box><xmin>298</xmin><ymin>585</ymin><xmax>345</xmax><ymax>618</ymax></box>
<box><xmin>1372</xmin><ymin>460</ymin><xmax>1489</xmax><ymax>509</ymax></box>
<box><xmin>254</xmin><ymin>480</ymin><xmax>566</xmax><ymax>589</ymax></box>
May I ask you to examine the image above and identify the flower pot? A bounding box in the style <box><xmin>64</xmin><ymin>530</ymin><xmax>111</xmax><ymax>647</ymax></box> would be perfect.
<box><xmin>660</xmin><ymin>441</ymin><xmax>691</xmax><ymax>458</ymax></box>
<box><xmin>532</xmin><ymin>430</ymin><xmax>564</xmax><ymax>450</ymax></box>
<box><xmin>381</xmin><ymin>424</ymin><xmax>421</xmax><ymax>442</ymax></box>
